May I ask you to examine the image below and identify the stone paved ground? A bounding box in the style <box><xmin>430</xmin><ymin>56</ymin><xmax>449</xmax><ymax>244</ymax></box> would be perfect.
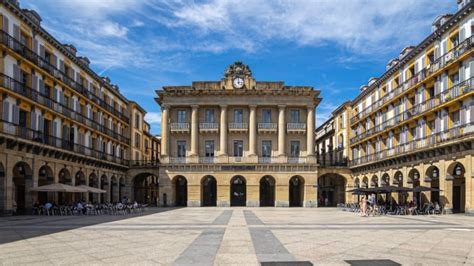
<box><xmin>0</xmin><ymin>208</ymin><xmax>473</xmax><ymax>265</ymax></box>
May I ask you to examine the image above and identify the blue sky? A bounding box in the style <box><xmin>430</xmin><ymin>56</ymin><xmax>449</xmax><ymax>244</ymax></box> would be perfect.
<box><xmin>22</xmin><ymin>0</ymin><xmax>456</xmax><ymax>135</ymax></box>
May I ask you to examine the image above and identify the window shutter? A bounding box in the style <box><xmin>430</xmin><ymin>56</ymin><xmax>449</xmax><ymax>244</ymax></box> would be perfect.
<box><xmin>470</xmin><ymin>60</ymin><xmax>474</xmax><ymax>79</ymax></box>
<box><xmin>32</xmin><ymin>39</ymin><xmax>38</xmax><ymax>54</ymax></box>
<box><xmin>461</xmin><ymin>105</ymin><xmax>466</xmax><ymax>124</ymax></box>
<box><xmin>435</xmin><ymin>111</ymin><xmax>441</xmax><ymax>133</ymax></box>
<box><xmin>39</xmin><ymin>79</ymin><xmax>45</xmax><ymax>95</ymax></box>
<box><xmin>434</xmin><ymin>78</ymin><xmax>440</xmax><ymax>95</ymax></box>
<box><xmin>442</xmin><ymin>73</ymin><xmax>448</xmax><ymax>92</ymax></box>
<box><xmin>32</xmin><ymin>75</ymin><xmax>38</xmax><ymax>91</ymax></box>
<box><xmin>443</xmin><ymin>109</ymin><xmax>448</xmax><ymax>131</ymax></box>
<box><xmin>460</xmin><ymin>27</ymin><xmax>466</xmax><ymax>42</ymax></box>
<box><xmin>12</xmin><ymin>105</ymin><xmax>19</xmax><ymax>124</ymax></box>
<box><xmin>459</xmin><ymin>62</ymin><xmax>465</xmax><ymax>82</ymax></box>
<box><xmin>30</xmin><ymin>111</ymin><xmax>37</xmax><ymax>130</ymax></box>
<box><xmin>51</xmin><ymin>54</ymin><xmax>57</xmax><ymax>68</ymax></box>
<box><xmin>13</xmin><ymin>24</ymin><xmax>20</xmax><ymax>40</ymax></box>
<box><xmin>38</xmin><ymin>115</ymin><xmax>44</xmax><ymax>132</ymax></box>
<box><xmin>59</xmin><ymin>60</ymin><xmax>65</xmax><ymax>73</ymax></box>
<box><xmin>54</xmin><ymin>88</ymin><xmax>58</xmax><ymax>102</ymax></box>
<box><xmin>53</xmin><ymin>121</ymin><xmax>58</xmax><ymax>137</ymax></box>
<box><xmin>71</xmin><ymin>69</ymin><xmax>76</xmax><ymax>82</ymax></box>
<box><xmin>2</xmin><ymin>15</ymin><xmax>9</xmax><ymax>33</ymax></box>
<box><xmin>13</xmin><ymin>64</ymin><xmax>20</xmax><ymax>81</ymax></box>
<box><xmin>434</xmin><ymin>46</ymin><xmax>440</xmax><ymax>59</ymax></box>
<box><xmin>442</xmin><ymin>41</ymin><xmax>447</xmax><ymax>55</ymax></box>
<box><xmin>3</xmin><ymin>101</ymin><xmax>10</xmax><ymax>121</ymax></box>
<box><xmin>414</xmin><ymin>62</ymin><xmax>419</xmax><ymax>74</ymax></box>
<box><xmin>39</xmin><ymin>45</ymin><xmax>46</xmax><ymax>59</ymax></box>
<box><xmin>470</xmin><ymin>100</ymin><xmax>474</xmax><ymax>123</ymax></box>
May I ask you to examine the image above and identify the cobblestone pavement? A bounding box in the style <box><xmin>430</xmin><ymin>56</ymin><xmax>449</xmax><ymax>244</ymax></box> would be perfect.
<box><xmin>0</xmin><ymin>208</ymin><xmax>473</xmax><ymax>265</ymax></box>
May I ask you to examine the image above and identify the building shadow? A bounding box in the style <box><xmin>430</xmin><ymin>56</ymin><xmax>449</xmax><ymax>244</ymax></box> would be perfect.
<box><xmin>0</xmin><ymin>207</ymin><xmax>182</xmax><ymax>245</ymax></box>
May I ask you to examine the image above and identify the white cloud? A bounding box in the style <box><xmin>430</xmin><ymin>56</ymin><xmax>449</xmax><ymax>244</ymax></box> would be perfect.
<box><xmin>145</xmin><ymin>112</ymin><xmax>162</xmax><ymax>125</ymax></box>
<box><xmin>102</xmin><ymin>22</ymin><xmax>129</xmax><ymax>38</ymax></box>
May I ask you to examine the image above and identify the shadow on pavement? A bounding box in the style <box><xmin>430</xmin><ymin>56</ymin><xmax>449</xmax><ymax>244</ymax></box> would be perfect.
<box><xmin>0</xmin><ymin>207</ymin><xmax>181</xmax><ymax>245</ymax></box>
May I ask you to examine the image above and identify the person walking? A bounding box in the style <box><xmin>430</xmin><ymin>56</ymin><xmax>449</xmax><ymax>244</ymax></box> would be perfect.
<box><xmin>360</xmin><ymin>196</ymin><xmax>367</xmax><ymax>217</ymax></box>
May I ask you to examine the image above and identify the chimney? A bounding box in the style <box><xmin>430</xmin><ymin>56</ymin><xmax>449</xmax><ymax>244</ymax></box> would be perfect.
<box><xmin>63</xmin><ymin>44</ymin><xmax>77</xmax><ymax>56</ymax></box>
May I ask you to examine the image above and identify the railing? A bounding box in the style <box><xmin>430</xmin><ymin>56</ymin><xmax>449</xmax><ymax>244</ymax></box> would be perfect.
<box><xmin>258</xmin><ymin>157</ymin><xmax>272</xmax><ymax>163</ymax></box>
<box><xmin>287</xmin><ymin>157</ymin><xmax>307</xmax><ymax>164</ymax></box>
<box><xmin>350</xmin><ymin>35</ymin><xmax>474</xmax><ymax>125</ymax></box>
<box><xmin>199</xmin><ymin>157</ymin><xmax>215</xmax><ymax>163</ymax></box>
<box><xmin>287</xmin><ymin>123</ymin><xmax>306</xmax><ymax>130</ymax></box>
<box><xmin>0</xmin><ymin>119</ymin><xmax>128</xmax><ymax>165</ymax></box>
<box><xmin>317</xmin><ymin>148</ymin><xmax>348</xmax><ymax>167</ymax></box>
<box><xmin>258</xmin><ymin>123</ymin><xmax>277</xmax><ymax>130</ymax></box>
<box><xmin>199</xmin><ymin>123</ymin><xmax>219</xmax><ymax>130</ymax></box>
<box><xmin>0</xmin><ymin>30</ymin><xmax>129</xmax><ymax>123</ymax></box>
<box><xmin>0</xmin><ymin>73</ymin><xmax>130</xmax><ymax>143</ymax></box>
<box><xmin>170</xmin><ymin>123</ymin><xmax>190</xmax><ymax>131</ymax></box>
<box><xmin>228</xmin><ymin>123</ymin><xmax>248</xmax><ymax>130</ymax></box>
<box><xmin>350</xmin><ymin>122</ymin><xmax>474</xmax><ymax>166</ymax></box>
<box><xmin>315</xmin><ymin>123</ymin><xmax>334</xmax><ymax>139</ymax></box>
<box><xmin>129</xmin><ymin>160</ymin><xmax>160</xmax><ymax>167</ymax></box>
<box><xmin>169</xmin><ymin>157</ymin><xmax>186</xmax><ymax>164</ymax></box>
<box><xmin>350</xmin><ymin>77</ymin><xmax>474</xmax><ymax>144</ymax></box>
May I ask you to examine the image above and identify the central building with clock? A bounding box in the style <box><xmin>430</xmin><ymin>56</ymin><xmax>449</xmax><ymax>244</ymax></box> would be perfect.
<box><xmin>155</xmin><ymin>62</ymin><xmax>322</xmax><ymax>207</ymax></box>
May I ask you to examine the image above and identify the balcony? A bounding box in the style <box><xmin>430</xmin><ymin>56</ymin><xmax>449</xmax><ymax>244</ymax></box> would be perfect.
<box><xmin>0</xmin><ymin>30</ymin><xmax>129</xmax><ymax>123</ymax></box>
<box><xmin>228</xmin><ymin>123</ymin><xmax>248</xmax><ymax>132</ymax></box>
<box><xmin>0</xmin><ymin>74</ymin><xmax>129</xmax><ymax>144</ymax></box>
<box><xmin>350</xmin><ymin>35</ymin><xmax>474</xmax><ymax>126</ymax></box>
<box><xmin>199</xmin><ymin>157</ymin><xmax>215</xmax><ymax>163</ymax></box>
<box><xmin>0</xmin><ymin>119</ymin><xmax>128</xmax><ymax>165</ymax></box>
<box><xmin>287</xmin><ymin>157</ymin><xmax>307</xmax><ymax>164</ymax></box>
<box><xmin>287</xmin><ymin>123</ymin><xmax>306</xmax><ymax>133</ymax></box>
<box><xmin>258</xmin><ymin>123</ymin><xmax>277</xmax><ymax>133</ymax></box>
<box><xmin>350</xmin><ymin>122</ymin><xmax>474</xmax><ymax>167</ymax></box>
<box><xmin>170</xmin><ymin>123</ymin><xmax>190</xmax><ymax>133</ymax></box>
<box><xmin>199</xmin><ymin>122</ymin><xmax>219</xmax><ymax>133</ymax></box>
<box><xmin>350</xmin><ymin>77</ymin><xmax>474</xmax><ymax>145</ymax></box>
<box><xmin>258</xmin><ymin>157</ymin><xmax>273</xmax><ymax>163</ymax></box>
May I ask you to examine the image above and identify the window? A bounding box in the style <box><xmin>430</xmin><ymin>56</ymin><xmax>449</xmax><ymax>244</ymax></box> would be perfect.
<box><xmin>450</xmin><ymin>73</ymin><xmax>459</xmax><ymax>87</ymax></box>
<box><xmin>205</xmin><ymin>140</ymin><xmax>214</xmax><ymax>157</ymax></box>
<box><xmin>262</xmin><ymin>109</ymin><xmax>272</xmax><ymax>123</ymax></box>
<box><xmin>428</xmin><ymin>52</ymin><xmax>435</xmax><ymax>65</ymax></box>
<box><xmin>290</xmin><ymin>110</ymin><xmax>300</xmax><ymax>123</ymax></box>
<box><xmin>262</xmin><ymin>140</ymin><xmax>272</xmax><ymax>157</ymax></box>
<box><xmin>135</xmin><ymin>133</ymin><xmax>141</xmax><ymax>148</ymax></box>
<box><xmin>205</xmin><ymin>109</ymin><xmax>215</xmax><ymax>123</ymax></box>
<box><xmin>135</xmin><ymin>113</ymin><xmax>140</xmax><ymax>128</ymax></box>
<box><xmin>64</xmin><ymin>96</ymin><xmax>69</xmax><ymax>107</ymax></box>
<box><xmin>177</xmin><ymin>110</ymin><xmax>187</xmax><ymax>123</ymax></box>
<box><xmin>145</xmin><ymin>139</ymin><xmax>149</xmax><ymax>151</ymax></box>
<box><xmin>290</xmin><ymin>141</ymin><xmax>300</xmax><ymax>157</ymax></box>
<box><xmin>234</xmin><ymin>109</ymin><xmax>243</xmax><ymax>123</ymax></box>
<box><xmin>177</xmin><ymin>141</ymin><xmax>186</xmax><ymax>157</ymax></box>
<box><xmin>451</xmin><ymin>111</ymin><xmax>460</xmax><ymax>126</ymax></box>
<box><xmin>233</xmin><ymin>140</ymin><xmax>243</xmax><ymax>157</ymax></box>
<box><xmin>45</xmin><ymin>50</ymin><xmax>51</xmax><ymax>64</ymax></box>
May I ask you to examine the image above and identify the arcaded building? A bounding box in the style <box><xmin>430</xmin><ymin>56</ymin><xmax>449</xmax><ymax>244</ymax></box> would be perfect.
<box><xmin>340</xmin><ymin>0</ymin><xmax>474</xmax><ymax>214</ymax></box>
<box><xmin>156</xmin><ymin>62</ymin><xmax>321</xmax><ymax>207</ymax></box>
<box><xmin>0</xmin><ymin>0</ymin><xmax>154</xmax><ymax>214</ymax></box>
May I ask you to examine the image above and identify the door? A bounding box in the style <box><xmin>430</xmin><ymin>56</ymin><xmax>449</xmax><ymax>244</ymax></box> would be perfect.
<box><xmin>231</xmin><ymin>176</ymin><xmax>246</xmax><ymax>206</ymax></box>
<box><xmin>289</xmin><ymin>176</ymin><xmax>303</xmax><ymax>207</ymax></box>
<box><xmin>19</xmin><ymin>110</ymin><xmax>27</xmax><ymax>138</ymax></box>
<box><xmin>453</xmin><ymin>185</ymin><xmax>461</xmax><ymax>213</ymax></box>
<box><xmin>202</xmin><ymin>176</ymin><xmax>217</xmax><ymax>207</ymax></box>
<box><xmin>260</xmin><ymin>177</ymin><xmax>275</xmax><ymax>207</ymax></box>
<box><xmin>175</xmin><ymin>176</ymin><xmax>187</xmax><ymax>207</ymax></box>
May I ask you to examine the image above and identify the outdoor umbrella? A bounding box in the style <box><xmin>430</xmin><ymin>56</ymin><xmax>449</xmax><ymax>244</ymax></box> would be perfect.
<box><xmin>77</xmin><ymin>185</ymin><xmax>106</xmax><ymax>193</ymax></box>
<box><xmin>30</xmin><ymin>183</ymin><xmax>88</xmax><ymax>193</ymax></box>
<box><xmin>412</xmin><ymin>186</ymin><xmax>441</xmax><ymax>193</ymax></box>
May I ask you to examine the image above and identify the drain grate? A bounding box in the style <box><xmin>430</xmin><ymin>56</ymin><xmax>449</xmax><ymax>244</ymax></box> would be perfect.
<box><xmin>261</xmin><ymin>262</ymin><xmax>313</xmax><ymax>266</ymax></box>
<box><xmin>344</xmin><ymin>259</ymin><xmax>401</xmax><ymax>266</ymax></box>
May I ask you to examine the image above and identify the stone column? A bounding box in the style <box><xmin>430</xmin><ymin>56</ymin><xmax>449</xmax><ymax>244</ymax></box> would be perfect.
<box><xmin>190</xmin><ymin>105</ymin><xmax>199</xmax><ymax>156</ymax></box>
<box><xmin>161</xmin><ymin>105</ymin><xmax>169</xmax><ymax>157</ymax></box>
<box><xmin>249</xmin><ymin>105</ymin><xmax>257</xmax><ymax>156</ymax></box>
<box><xmin>278</xmin><ymin>105</ymin><xmax>286</xmax><ymax>156</ymax></box>
<box><xmin>219</xmin><ymin>105</ymin><xmax>227</xmax><ymax>156</ymax></box>
<box><xmin>307</xmin><ymin>105</ymin><xmax>315</xmax><ymax>156</ymax></box>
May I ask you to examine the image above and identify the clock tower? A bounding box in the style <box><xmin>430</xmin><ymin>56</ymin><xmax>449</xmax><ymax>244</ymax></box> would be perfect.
<box><xmin>222</xmin><ymin>61</ymin><xmax>255</xmax><ymax>90</ymax></box>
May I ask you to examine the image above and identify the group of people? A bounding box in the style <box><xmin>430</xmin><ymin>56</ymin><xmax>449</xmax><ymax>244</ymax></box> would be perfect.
<box><xmin>358</xmin><ymin>194</ymin><xmax>442</xmax><ymax>216</ymax></box>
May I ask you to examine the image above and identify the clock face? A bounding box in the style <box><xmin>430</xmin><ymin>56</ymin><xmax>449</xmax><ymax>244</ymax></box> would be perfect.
<box><xmin>233</xmin><ymin>77</ymin><xmax>244</xmax><ymax>88</ymax></box>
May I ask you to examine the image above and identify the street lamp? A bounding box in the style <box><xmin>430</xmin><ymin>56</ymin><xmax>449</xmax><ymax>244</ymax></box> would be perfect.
<box><xmin>432</xmin><ymin>168</ymin><xmax>438</xmax><ymax>178</ymax></box>
<box><xmin>455</xmin><ymin>165</ymin><xmax>462</xmax><ymax>177</ymax></box>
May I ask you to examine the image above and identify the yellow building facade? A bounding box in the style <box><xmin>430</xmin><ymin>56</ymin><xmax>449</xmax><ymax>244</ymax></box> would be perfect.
<box><xmin>156</xmin><ymin>62</ymin><xmax>321</xmax><ymax>207</ymax></box>
<box><xmin>345</xmin><ymin>2</ymin><xmax>474</xmax><ymax>214</ymax></box>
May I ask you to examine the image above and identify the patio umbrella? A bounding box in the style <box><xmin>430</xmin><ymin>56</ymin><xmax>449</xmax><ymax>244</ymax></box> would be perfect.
<box><xmin>30</xmin><ymin>183</ymin><xmax>88</xmax><ymax>193</ymax></box>
<box><xmin>412</xmin><ymin>186</ymin><xmax>441</xmax><ymax>193</ymax></box>
<box><xmin>77</xmin><ymin>185</ymin><xmax>106</xmax><ymax>193</ymax></box>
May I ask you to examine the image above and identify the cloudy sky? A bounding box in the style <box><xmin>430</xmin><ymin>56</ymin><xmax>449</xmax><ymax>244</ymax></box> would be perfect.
<box><xmin>22</xmin><ymin>0</ymin><xmax>456</xmax><ymax>134</ymax></box>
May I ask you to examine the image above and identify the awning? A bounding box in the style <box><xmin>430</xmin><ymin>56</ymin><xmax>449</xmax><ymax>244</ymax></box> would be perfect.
<box><xmin>77</xmin><ymin>185</ymin><xmax>106</xmax><ymax>193</ymax></box>
<box><xmin>30</xmin><ymin>183</ymin><xmax>88</xmax><ymax>193</ymax></box>
<box><xmin>412</xmin><ymin>186</ymin><xmax>442</xmax><ymax>193</ymax></box>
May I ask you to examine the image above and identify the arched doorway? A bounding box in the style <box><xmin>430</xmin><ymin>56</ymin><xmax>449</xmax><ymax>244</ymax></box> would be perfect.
<box><xmin>100</xmin><ymin>175</ymin><xmax>108</xmax><ymax>203</ymax></box>
<box><xmin>75</xmin><ymin>170</ymin><xmax>86</xmax><ymax>201</ymax></box>
<box><xmin>38</xmin><ymin>165</ymin><xmax>53</xmax><ymax>204</ymax></box>
<box><xmin>393</xmin><ymin>171</ymin><xmax>404</xmax><ymax>204</ymax></box>
<box><xmin>289</xmin><ymin>176</ymin><xmax>304</xmax><ymax>207</ymax></box>
<box><xmin>448</xmin><ymin>162</ymin><xmax>465</xmax><ymax>213</ymax></box>
<box><xmin>362</xmin><ymin>176</ymin><xmax>369</xmax><ymax>188</ymax></box>
<box><xmin>174</xmin><ymin>176</ymin><xmax>188</xmax><ymax>207</ymax></box>
<box><xmin>230</xmin><ymin>176</ymin><xmax>246</xmax><ymax>207</ymax></box>
<box><xmin>370</xmin><ymin>175</ymin><xmax>378</xmax><ymax>187</ymax></box>
<box><xmin>318</xmin><ymin>174</ymin><xmax>346</xmax><ymax>207</ymax></box>
<box><xmin>201</xmin><ymin>175</ymin><xmax>217</xmax><ymax>207</ymax></box>
<box><xmin>133</xmin><ymin>173</ymin><xmax>159</xmax><ymax>205</ymax></box>
<box><xmin>426</xmin><ymin>166</ymin><xmax>440</xmax><ymax>204</ymax></box>
<box><xmin>119</xmin><ymin>177</ymin><xmax>125</xmax><ymax>202</ymax></box>
<box><xmin>408</xmin><ymin>169</ymin><xmax>422</xmax><ymax>206</ymax></box>
<box><xmin>111</xmin><ymin>176</ymin><xmax>118</xmax><ymax>203</ymax></box>
<box><xmin>58</xmin><ymin>168</ymin><xmax>71</xmax><ymax>204</ymax></box>
<box><xmin>0</xmin><ymin>162</ymin><xmax>5</xmax><ymax>212</ymax></box>
<box><xmin>12</xmin><ymin>162</ymin><xmax>32</xmax><ymax>214</ymax></box>
<box><xmin>260</xmin><ymin>176</ymin><xmax>275</xmax><ymax>207</ymax></box>
<box><xmin>89</xmin><ymin>173</ymin><xmax>98</xmax><ymax>203</ymax></box>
